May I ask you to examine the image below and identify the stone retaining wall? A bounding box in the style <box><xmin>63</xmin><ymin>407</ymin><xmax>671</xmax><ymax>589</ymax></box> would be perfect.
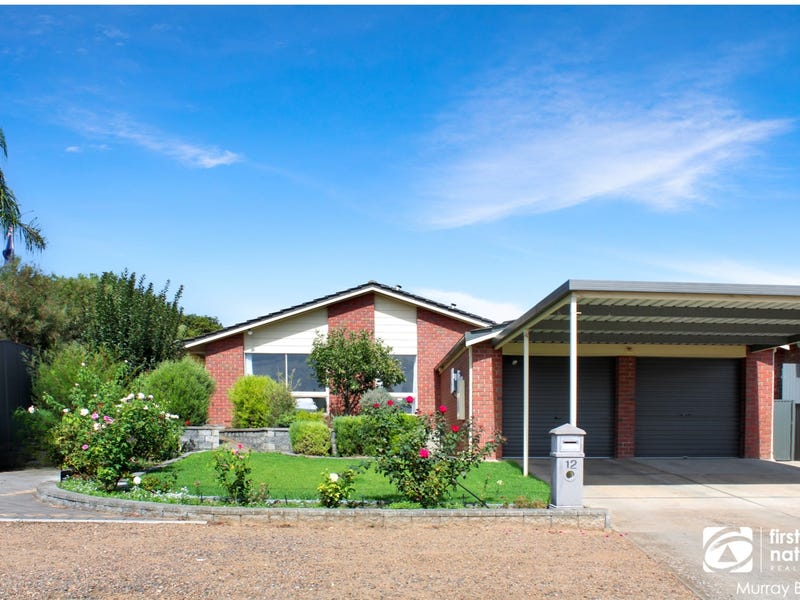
<box><xmin>221</xmin><ymin>428</ymin><xmax>291</xmax><ymax>453</ymax></box>
<box><xmin>180</xmin><ymin>427</ymin><xmax>291</xmax><ymax>453</ymax></box>
<box><xmin>36</xmin><ymin>481</ymin><xmax>610</xmax><ymax>529</ymax></box>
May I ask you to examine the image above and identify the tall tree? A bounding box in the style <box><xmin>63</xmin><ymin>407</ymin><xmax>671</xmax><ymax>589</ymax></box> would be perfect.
<box><xmin>86</xmin><ymin>270</ymin><xmax>185</xmax><ymax>376</ymax></box>
<box><xmin>0</xmin><ymin>127</ymin><xmax>46</xmax><ymax>253</ymax></box>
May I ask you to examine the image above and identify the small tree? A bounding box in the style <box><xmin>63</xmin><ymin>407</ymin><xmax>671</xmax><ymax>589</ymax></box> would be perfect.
<box><xmin>308</xmin><ymin>328</ymin><xmax>405</xmax><ymax>416</ymax></box>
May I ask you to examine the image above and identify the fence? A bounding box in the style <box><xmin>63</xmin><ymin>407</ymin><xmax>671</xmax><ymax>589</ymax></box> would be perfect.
<box><xmin>0</xmin><ymin>341</ymin><xmax>33</xmax><ymax>469</ymax></box>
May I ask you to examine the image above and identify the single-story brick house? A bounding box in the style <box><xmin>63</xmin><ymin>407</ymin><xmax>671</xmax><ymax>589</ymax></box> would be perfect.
<box><xmin>186</xmin><ymin>279</ymin><xmax>800</xmax><ymax>462</ymax></box>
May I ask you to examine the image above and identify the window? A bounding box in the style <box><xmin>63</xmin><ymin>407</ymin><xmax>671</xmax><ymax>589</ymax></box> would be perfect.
<box><xmin>247</xmin><ymin>353</ymin><xmax>325</xmax><ymax>394</ymax></box>
<box><xmin>384</xmin><ymin>355</ymin><xmax>416</xmax><ymax>412</ymax></box>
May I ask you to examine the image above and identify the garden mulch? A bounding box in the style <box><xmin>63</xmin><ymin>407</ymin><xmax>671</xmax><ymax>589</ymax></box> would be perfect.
<box><xmin>0</xmin><ymin>520</ymin><xmax>697</xmax><ymax>599</ymax></box>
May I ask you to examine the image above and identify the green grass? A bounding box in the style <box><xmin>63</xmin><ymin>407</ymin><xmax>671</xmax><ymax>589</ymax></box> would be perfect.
<box><xmin>157</xmin><ymin>451</ymin><xmax>550</xmax><ymax>506</ymax></box>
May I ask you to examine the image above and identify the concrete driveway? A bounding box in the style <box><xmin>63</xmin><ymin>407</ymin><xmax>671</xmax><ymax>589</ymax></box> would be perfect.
<box><xmin>529</xmin><ymin>458</ymin><xmax>800</xmax><ymax>600</ymax></box>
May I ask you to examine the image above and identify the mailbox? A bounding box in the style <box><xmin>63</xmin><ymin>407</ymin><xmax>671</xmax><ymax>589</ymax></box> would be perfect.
<box><xmin>549</xmin><ymin>423</ymin><xmax>586</xmax><ymax>509</ymax></box>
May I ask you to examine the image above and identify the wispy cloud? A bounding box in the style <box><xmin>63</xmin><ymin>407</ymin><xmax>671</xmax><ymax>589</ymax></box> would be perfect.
<box><xmin>415</xmin><ymin>287</ymin><xmax>524</xmax><ymax>323</ymax></box>
<box><xmin>417</xmin><ymin>63</ymin><xmax>792</xmax><ymax>229</ymax></box>
<box><xmin>62</xmin><ymin>110</ymin><xmax>242</xmax><ymax>168</ymax></box>
<box><xmin>648</xmin><ymin>256</ymin><xmax>800</xmax><ymax>286</ymax></box>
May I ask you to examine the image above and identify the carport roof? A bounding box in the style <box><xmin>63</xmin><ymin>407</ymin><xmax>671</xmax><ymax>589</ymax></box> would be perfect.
<box><xmin>494</xmin><ymin>280</ymin><xmax>800</xmax><ymax>349</ymax></box>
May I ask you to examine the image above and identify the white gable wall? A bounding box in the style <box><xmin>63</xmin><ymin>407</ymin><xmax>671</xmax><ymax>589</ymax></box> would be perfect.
<box><xmin>245</xmin><ymin>308</ymin><xmax>328</xmax><ymax>354</ymax></box>
<box><xmin>375</xmin><ymin>296</ymin><xmax>417</xmax><ymax>354</ymax></box>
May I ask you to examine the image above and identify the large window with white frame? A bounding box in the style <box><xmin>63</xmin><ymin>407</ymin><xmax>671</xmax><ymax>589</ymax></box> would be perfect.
<box><xmin>384</xmin><ymin>354</ymin><xmax>417</xmax><ymax>413</ymax></box>
<box><xmin>246</xmin><ymin>353</ymin><xmax>327</xmax><ymax>411</ymax></box>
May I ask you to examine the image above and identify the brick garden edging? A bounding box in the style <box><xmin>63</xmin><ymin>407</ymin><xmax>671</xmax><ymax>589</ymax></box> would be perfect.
<box><xmin>36</xmin><ymin>481</ymin><xmax>610</xmax><ymax>529</ymax></box>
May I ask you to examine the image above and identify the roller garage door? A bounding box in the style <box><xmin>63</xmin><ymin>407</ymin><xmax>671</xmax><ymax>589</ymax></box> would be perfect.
<box><xmin>502</xmin><ymin>356</ymin><xmax>615</xmax><ymax>457</ymax></box>
<box><xmin>635</xmin><ymin>358</ymin><xmax>741</xmax><ymax>457</ymax></box>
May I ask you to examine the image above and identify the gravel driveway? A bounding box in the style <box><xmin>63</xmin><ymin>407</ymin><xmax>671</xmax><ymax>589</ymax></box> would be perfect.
<box><xmin>0</xmin><ymin>520</ymin><xmax>696</xmax><ymax>599</ymax></box>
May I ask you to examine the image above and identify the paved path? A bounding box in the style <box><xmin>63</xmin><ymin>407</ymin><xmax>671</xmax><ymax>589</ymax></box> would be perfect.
<box><xmin>0</xmin><ymin>467</ymin><xmax>180</xmax><ymax>522</ymax></box>
<box><xmin>531</xmin><ymin>458</ymin><xmax>800</xmax><ymax>600</ymax></box>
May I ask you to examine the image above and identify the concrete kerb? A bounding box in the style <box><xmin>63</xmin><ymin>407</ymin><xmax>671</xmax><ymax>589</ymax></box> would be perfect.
<box><xmin>36</xmin><ymin>481</ymin><xmax>610</xmax><ymax>529</ymax></box>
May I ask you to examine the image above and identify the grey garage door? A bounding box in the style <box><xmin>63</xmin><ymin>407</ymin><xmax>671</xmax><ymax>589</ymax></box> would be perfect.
<box><xmin>635</xmin><ymin>358</ymin><xmax>741</xmax><ymax>457</ymax></box>
<box><xmin>502</xmin><ymin>356</ymin><xmax>615</xmax><ymax>457</ymax></box>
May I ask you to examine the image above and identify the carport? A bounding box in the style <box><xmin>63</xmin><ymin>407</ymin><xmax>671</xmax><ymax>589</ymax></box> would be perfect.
<box><xmin>492</xmin><ymin>280</ymin><xmax>800</xmax><ymax>473</ymax></box>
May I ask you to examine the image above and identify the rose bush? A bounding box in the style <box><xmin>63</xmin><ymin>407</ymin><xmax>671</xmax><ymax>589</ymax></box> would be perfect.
<box><xmin>316</xmin><ymin>468</ymin><xmax>358</xmax><ymax>508</ymax></box>
<box><xmin>367</xmin><ymin>404</ymin><xmax>503</xmax><ymax>507</ymax></box>
<box><xmin>212</xmin><ymin>444</ymin><xmax>257</xmax><ymax>504</ymax></box>
<box><xmin>52</xmin><ymin>391</ymin><xmax>183</xmax><ymax>491</ymax></box>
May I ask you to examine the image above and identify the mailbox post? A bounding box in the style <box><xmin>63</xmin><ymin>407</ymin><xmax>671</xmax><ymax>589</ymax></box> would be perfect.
<box><xmin>549</xmin><ymin>423</ymin><xmax>586</xmax><ymax>509</ymax></box>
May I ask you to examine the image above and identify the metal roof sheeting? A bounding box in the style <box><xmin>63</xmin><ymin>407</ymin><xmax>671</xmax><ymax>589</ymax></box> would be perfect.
<box><xmin>495</xmin><ymin>280</ymin><xmax>800</xmax><ymax>349</ymax></box>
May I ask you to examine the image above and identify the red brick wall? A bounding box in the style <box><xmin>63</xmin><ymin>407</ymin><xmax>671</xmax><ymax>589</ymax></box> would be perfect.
<box><xmin>326</xmin><ymin>294</ymin><xmax>376</xmax><ymax>414</ymax></box>
<box><xmin>471</xmin><ymin>342</ymin><xmax>504</xmax><ymax>459</ymax></box>
<box><xmin>417</xmin><ymin>308</ymin><xmax>475</xmax><ymax>415</ymax></box>
<box><xmin>328</xmin><ymin>294</ymin><xmax>375</xmax><ymax>334</ymax></box>
<box><xmin>744</xmin><ymin>349</ymin><xmax>774</xmax><ymax>459</ymax></box>
<box><xmin>438</xmin><ymin>351</ymin><xmax>470</xmax><ymax>418</ymax></box>
<box><xmin>615</xmin><ymin>356</ymin><xmax>636</xmax><ymax>458</ymax></box>
<box><xmin>205</xmin><ymin>335</ymin><xmax>244</xmax><ymax>426</ymax></box>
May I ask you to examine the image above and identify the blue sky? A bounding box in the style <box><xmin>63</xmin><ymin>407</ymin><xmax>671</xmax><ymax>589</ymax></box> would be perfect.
<box><xmin>2</xmin><ymin>6</ymin><xmax>800</xmax><ymax>326</ymax></box>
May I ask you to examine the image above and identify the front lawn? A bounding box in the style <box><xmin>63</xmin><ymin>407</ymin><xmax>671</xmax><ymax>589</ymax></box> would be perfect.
<box><xmin>161</xmin><ymin>451</ymin><xmax>549</xmax><ymax>506</ymax></box>
<box><xmin>62</xmin><ymin>452</ymin><xmax>551</xmax><ymax>508</ymax></box>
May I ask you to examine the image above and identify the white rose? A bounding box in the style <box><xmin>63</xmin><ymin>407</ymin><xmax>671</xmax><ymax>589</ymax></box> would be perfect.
<box><xmin>329</xmin><ymin>473</ymin><xmax>339</xmax><ymax>483</ymax></box>
<box><xmin>80</xmin><ymin>408</ymin><xmax>89</xmax><ymax>416</ymax></box>
<box><xmin>132</xmin><ymin>476</ymin><xmax>142</xmax><ymax>486</ymax></box>
<box><xmin>27</xmin><ymin>406</ymin><xmax>35</xmax><ymax>414</ymax></box>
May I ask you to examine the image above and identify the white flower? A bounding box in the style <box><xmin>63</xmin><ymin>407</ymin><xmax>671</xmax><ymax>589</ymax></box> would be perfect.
<box><xmin>74</xmin><ymin>382</ymin><xmax>79</xmax><ymax>387</ymax></box>
<box><xmin>496</xmin><ymin>480</ymin><xmax>504</xmax><ymax>486</ymax></box>
<box><xmin>132</xmin><ymin>476</ymin><xmax>142</xmax><ymax>486</ymax></box>
<box><xmin>80</xmin><ymin>362</ymin><xmax>86</xmax><ymax>367</ymax></box>
<box><xmin>62</xmin><ymin>408</ymin><xmax>70</xmax><ymax>414</ymax></box>
<box><xmin>80</xmin><ymin>408</ymin><xmax>89</xmax><ymax>416</ymax></box>
<box><xmin>137</xmin><ymin>392</ymin><xmax>145</xmax><ymax>400</ymax></box>
<box><xmin>329</xmin><ymin>473</ymin><xmax>339</xmax><ymax>483</ymax></box>
<box><xmin>93</xmin><ymin>422</ymin><xmax>101</xmax><ymax>431</ymax></box>
<box><xmin>147</xmin><ymin>394</ymin><xmax>154</xmax><ymax>400</ymax></box>
<box><xmin>27</xmin><ymin>405</ymin><xmax>35</xmax><ymax>414</ymax></box>
<box><xmin>143</xmin><ymin>405</ymin><xmax>149</xmax><ymax>411</ymax></box>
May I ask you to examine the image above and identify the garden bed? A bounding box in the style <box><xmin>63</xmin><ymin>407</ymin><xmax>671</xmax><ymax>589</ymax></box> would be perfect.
<box><xmin>58</xmin><ymin>451</ymin><xmax>551</xmax><ymax>509</ymax></box>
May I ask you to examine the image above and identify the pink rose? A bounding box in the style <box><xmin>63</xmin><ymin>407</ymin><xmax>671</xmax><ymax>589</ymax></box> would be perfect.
<box><xmin>91</xmin><ymin>412</ymin><xmax>99</xmax><ymax>420</ymax></box>
<box><xmin>81</xmin><ymin>444</ymin><xmax>89</xmax><ymax>450</ymax></box>
<box><xmin>103</xmin><ymin>415</ymin><xmax>114</xmax><ymax>424</ymax></box>
<box><xmin>438</xmin><ymin>405</ymin><xmax>447</xmax><ymax>413</ymax></box>
<box><xmin>419</xmin><ymin>448</ymin><xmax>429</xmax><ymax>458</ymax></box>
<box><xmin>237</xmin><ymin>444</ymin><xmax>244</xmax><ymax>449</ymax></box>
<box><xmin>451</xmin><ymin>425</ymin><xmax>460</xmax><ymax>433</ymax></box>
<box><xmin>387</xmin><ymin>399</ymin><xmax>394</xmax><ymax>407</ymax></box>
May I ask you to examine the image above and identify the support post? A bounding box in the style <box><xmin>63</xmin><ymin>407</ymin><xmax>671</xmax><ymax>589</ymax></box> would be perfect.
<box><xmin>569</xmin><ymin>294</ymin><xmax>578</xmax><ymax>426</ymax></box>
<box><xmin>523</xmin><ymin>329</ymin><xmax>530</xmax><ymax>477</ymax></box>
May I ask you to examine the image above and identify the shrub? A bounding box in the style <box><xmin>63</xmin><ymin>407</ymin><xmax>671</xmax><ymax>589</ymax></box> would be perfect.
<box><xmin>52</xmin><ymin>392</ymin><xmax>183</xmax><ymax>491</ymax></box>
<box><xmin>212</xmin><ymin>444</ymin><xmax>256</xmax><ymax>505</ymax></box>
<box><xmin>367</xmin><ymin>404</ymin><xmax>503</xmax><ymax>507</ymax></box>
<box><xmin>136</xmin><ymin>357</ymin><xmax>214</xmax><ymax>425</ymax></box>
<box><xmin>22</xmin><ymin>345</ymin><xmax>127</xmax><ymax>462</ymax></box>
<box><xmin>333</xmin><ymin>416</ymin><xmax>364</xmax><ymax>456</ymax></box>
<box><xmin>289</xmin><ymin>420</ymin><xmax>331</xmax><ymax>455</ymax></box>
<box><xmin>317</xmin><ymin>468</ymin><xmax>357</xmax><ymax>508</ymax></box>
<box><xmin>228</xmin><ymin>375</ymin><xmax>296</xmax><ymax>428</ymax></box>
<box><xmin>359</xmin><ymin>387</ymin><xmax>392</xmax><ymax>411</ymax></box>
<box><xmin>31</xmin><ymin>342</ymin><xmax>125</xmax><ymax>412</ymax></box>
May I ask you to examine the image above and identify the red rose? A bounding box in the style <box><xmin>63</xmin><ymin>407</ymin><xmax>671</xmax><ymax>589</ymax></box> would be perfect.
<box><xmin>405</xmin><ymin>396</ymin><xmax>414</xmax><ymax>404</ymax></box>
<box><xmin>373</xmin><ymin>403</ymin><xmax>380</xmax><ymax>409</ymax></box>
<box><xmin>387</xmin><ymin>399</ymin><xmax>394</xmax><ymax>406</ymax></box>
<box><xmin>419</xmin><ymin>448</ymin><xmax>430</xmax><ymax>458</ymax></box>
<box><xmin>451</xmin><ymin>425</ymin><xmax>460</xmax><ymax>433</ymax></box>
<box><xmin>438</xmin><ymin>405</ymin><xmax>447</xmax><ymax>413</ymax></box>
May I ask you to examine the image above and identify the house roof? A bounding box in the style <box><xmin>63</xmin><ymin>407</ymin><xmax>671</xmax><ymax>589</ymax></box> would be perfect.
<box><xmin>185</xmin><ymin>281</ymin><xmax>496</xmax><ymax>350</ymax></box>
<box><xmin>493</xmin><ymin>279</ymin><xmax>800</xmax><ymax>349</ymax></box>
